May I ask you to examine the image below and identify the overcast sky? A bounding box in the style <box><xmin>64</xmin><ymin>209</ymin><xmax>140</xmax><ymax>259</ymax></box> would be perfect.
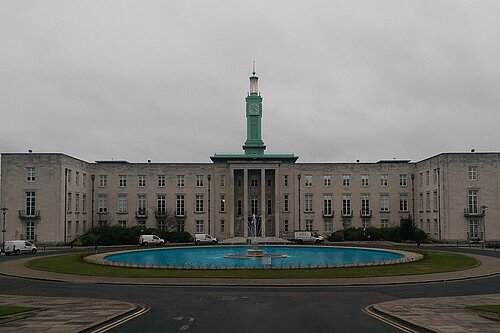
<box><xmin>1</xmin><ymin>1</ymin><xmax>499</xmax><ymax>163</ymax></box>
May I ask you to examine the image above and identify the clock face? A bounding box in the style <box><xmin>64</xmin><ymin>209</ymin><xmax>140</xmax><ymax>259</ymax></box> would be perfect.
<box><xmin>249</xmin><ymin>104</ymin><xmax>260</xmax><ymax>115</ymax></box>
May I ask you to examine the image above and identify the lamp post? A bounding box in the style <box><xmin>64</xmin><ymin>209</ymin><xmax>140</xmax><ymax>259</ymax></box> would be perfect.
<box><xmin>1</xmin><ymin>208</ymin><xmax>8</xmax><ymax>253</ymax></box>
<box><xmin>298</xmin><ymin>174</ymin><xmax>302</xmax><ymax>231</ymax></box>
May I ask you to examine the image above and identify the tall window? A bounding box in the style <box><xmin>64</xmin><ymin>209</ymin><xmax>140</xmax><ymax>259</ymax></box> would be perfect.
<box><xmin>419</xmin><ymin>193</ymin><xmax>424</xmax><ymax>211</ymax></box>
<box><xmin>99</xmin><ymin>175</ymin><xmax>107</xmax><ymax>187</ymax></box>
<box><xmin>468</xmin><ymin>190</ymin><xmax>478</xmax><ymax>214</ymax></box>
<box><xmin>380</xmin><ymin>174</ymin><xmax>388</xmax><ymax>186</ymax></box>
<box><xmin>399</xmin><ymin>174</ymin><xmax>407</xmax><ymax>187</ymax></box>
<box><xmin>283</xmin><ymin>194</ymin><xmax>289</xmax><ymax>212</ymax></box>
<box><xmin>98</xmin><ymin>195</ymin><xmax>108</xmax><ymax>213</ymax></box>
<box><xmin>25</xmin><ymin>191</ymin><xmax>36</xmax><ymax>216</ymax></box>
<box><xmin>362</xmin><ymin>219</ymin><xmax>371</xmax><ymax>229</ymax></box>
<box><xmin>469</xmin><ymin>219</ymin><xmax>479</xmax><ymax>239</ymax></box>
<box><xmin>283</xmin><ymin>219</ymin><xmax>289</xmax><ymax>232</ymax></box>
<box><xmin>138</xmin><ymin>175</ymin><xmax>146</xmax><ymax>187</ymax></box>
<box><xmin>220</xmin><ymin>175</ymin><xmax>225</xmax><ymax>187</ymax></box>
<box><xmin>195</xmin><ymin>194</ymin><xmax>204</xmax><ymax>212</ymax></box>
<box><xmin>342</xmin><ymin>195</ymin><xmax>351</xmax><ymax>216</ymax></box>
<box><xmin>196</xmin><ymin>220</ymin><xmax>204</xmax><ymax>233</ymax></box>
<box><xmin>426</xmin><ymin>170</ymin><xmax>430</xmax><ymax>184</ymax></box>
<box><xmin>76</xmin><ymin>172</ymin><xmax>79</xmax><ymax>185</ymax></box>
<box><xmin>361</xmin><ymin>195</ymin><xmax>370</xmax><ymax>215</ymax></box>
<box><xmin>220</xmin><ymin>194</ymin><xmax>226</xmax><ymax>212</ymax></box>
<box><xmin>119</xmin><ymin>175</ymin><xmax>127</xmax><ymax>187</ymax></box>
<box><xmin>468</xmin><ymin>166</ymin><xmax>477</xmax><ymax>180</ymax></box>
<box><xmin>251</xmin><ymin>178</ymin><xmax>258</xmax><ymax>187</ymax></box>
<box><xmin>399</xmin><ymin>195</ymin><xmax>409</xmax><ymax>212</ymax></box>
<box><xmin>323</xmin><ymin>195</ymin><xmax>332</xmax><ymax>216</ymax></box>
<box><xmin>433</xmin><ymin>191</ymin><xmax>438</xmax><ymax>211</ymax></box>
<box><xmin>381</xmin><ymin>219</ymin><xmax>389</xmax><ymax>228</ymax></box>
<box><xmin>426</xmin><ymin>192</ymin><xmax>431</xmax><ymax>211</ymax></box>
<box><xmin>361</xmin><ymin>174</ymin><xmax>369</xmax><ymax>187</ymax></box>
<box><xmin>177</xmin><ymin>175</ymin><xmax>185</xmax><ymax>187</ymax></box>
<box><xmin>26</xmin><ymin>167</ymin><xmax>36</xmax><ymax>182</ymax></box>
<box><xmin>176</xmin><ymin>194</ymin><xmax>185</xmax><ymax>216</ymax></box>
<box><xmin>251</xmin><ymin>196</ymin><xmax>259</xmax><ymax>215</ymax></box>
<box><xmin>157</xmin><ymin>175</ymin><xmax>166</xmax><ymax>187</ymax></box>
<box><xmin>323</xmin><ymin>175</ymin><xmax>331</xmax><ymax>187</ymax></box>
<box><xmin>138</xmin><ymin>195</ymin><xmax>147</xmax><ymax>215</ymax></box>
<box><xmin>220</xmin><ymin>220</ymin><xmax>226</xmax><ymax>233</ymax></box>
<box><xmin>67</xmin><ymin>169</ymin><xmax>72</xmax><ymax>183</ymax></box>
<box><xmin>196</xmin><ymin>175</ymin><xmax>204</xmax><ymax>187</ymax></box>
<box><xmin>305</xmin><ymin>175</ymin><xmax>313</xmax><ymax>187</ymax></box>
<box><xmin>118</xmin><ymin>194</ymin><xmax>127</xmax><ymax>213</ymax></box>
<box><xmin>157</xmin><ymin>194</ymin><xmax>166</xmax><ymax>215</ymax></box>
<box><xmin>26</xmin><ymin>222</ymin><xmax>35</xmax><ymax>241</ymax></box>
<box><xmin>380</xmin><ymin>194</ymin><xmax>389</xmax><ymax>212</ymax></box>
<box><xmin>324</xmin><ymin>219</ymin><xmax>333</xmax><ymax>232</ymax></box>
<box><xmin>67</xmin><ymin>192</ymin><xmax>72</xmax><ymax>212</ymax></box>
<box><xmin>304</xmin><ymin>194</ymin><xmax>313</xmax><ymax>212</ymax></box>
<box><xmin>284</xmin><ymin>175</ymin><xmax>288</xmax><ymax>187</ymax></box>
<box><xmin>305</xmin><ymin>219</ymin><xmax>313</xmax><ymax>231</ymax></box>
<box><xmin>237</xmin><ymin>200</ymin><xmax>242</xmax><ymax>215</ymax></box>
<box><xmin>83</xmin><ymin>173</ymin><xmax>86</xmax><ymax>186</ymax></box>
<box><xmin>267</xmin><ymin>197</ymin><xmax>273</xmax><ymax>216</ymax></box>
<box><xmin>82</xmin><ymin>194</ymin><xmax>86</xmax><ymax>213</ymax></box>
<box><xmin>342</xmin><ymin>174</ymin><xmax>350</xmax><ymax>187</ymax></box>
<box><xmin>433</xmin><ymin>169</ymin><xmax>439</xmax><ymax>183</ymax></box>
<box><xmin>75</xmin><ymin>193</ymin><xmax>80</xmax><ymax>212</ymax></box>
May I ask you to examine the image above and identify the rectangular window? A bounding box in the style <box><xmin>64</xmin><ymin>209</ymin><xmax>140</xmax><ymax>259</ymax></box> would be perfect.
<box><xmin>119</xmin><ymin>175</ymin><xmax>127</xmax><ymax>187</ymax></box>
<box><xmin>434</xmin><ymin>169</ymin><xmax>439</xmax><ymax>183</ymax></box>
<box><xmin>468</xmin><ymin>190</ymin><xmax>478</xmax><ymax>214</ymax></box>
<box><xmin>26</xmin><ymin>221</ymin><xmax>35</xmax><ymax>241</ymax></box>
<box><xmin>267</xmin><ymin>197</ymin><xmax>273</xmax><ymax>216</ymax></box>
<box><xmin>433</xmin><ymin>191</ymin><xmax>438</xmax><ymax>211</ymax></box>
<box><xmin>419</xmin><ymin>193</ymin><xmax>424</xmax><ymax>211</ymax></box>
<box><xmin>342</xmin><ymin>174</ymin><xmax>350</xmax><ymax>187</ymax></box>
<box><xmin>99</xmin><ymin>175</ymin><xmax>107</xmax><ymax>187</ymax></box>
<box><xmin>75</xmin><ymin>193</ymin><xmax>80</xmax><ymax>212</ymax></box>
<box><xmin>305</xmin><ymin>194</ymin><xmax>313</xmax><ymax>212</ymax></box>
<box><xmin>267</xmin><ymin>177</ymin><xmax>272</xmax><ymax>187</ymax></box>
<box><xmin>305</xmin><ymin>219</ymin><xmax>313</xmax><ymax>231</ymax></box>
<box><xmin>426</xmin><ymin>171</ymin><xmax>430</xmax><ymax>185</ymax></box>
<box><xmin>220</xmin><ymin>175</ymin><xmax>225</xmax><ymax>187</ymax></box>
<box><xmin>157</xmin><ymin>220</ymin><xmax>166</xmax><ymax>231</ymax></box>
<box><xmin>399</xmin><ymin>174</ymin><xmax>407</xmax><ymax>187</ymax></box>
<box><xmin>220</xmin><ymin>220</ymin><xmax>226</xmax><ymax>233</ymax></box>
<box><xmin>196</xmin><ymin>220</ymin><xmax>204</xmax><ymax>233</ymax></box>
<box><xmin>118</xmin><ymin>194</ymin><xmax>127</xmax><ymax>213</ymax></box>
<box><xmin>82</xmin><ymin>195</ymin><xmax>86</xmax><ymax>213</ymax></box>
<box><xmin>434</xmin><ymin>219</ymin><xmax>438</xmax><ymax>235</ymax></box>
<box><xmin>305</xmin><ymin>175</ymin><xmax>313</xmax><ymax>187</ymax></box>
<box><xmin>381</xmin><ymin>219</ymin><xmax>389</xmax><ymax>228</ymax></box>
<box><xmin>361</xmin><ymin>195</ymin><xmax>370</xmax><ymax>216</ymax></box>
<box><xmin>323</xmin><ymin>175</ymin><xmax>331</xmax><ymax>187</ymax></box>
<box><xmin>195</xmin><ymin>194</ymin><xmax>204</xmax><ymax>212</ymax></box>
<box><xmin>25</xmin><ymin>191</ymin><xmax>36</xmax><ymax>216</ymax></box>
<box><xmin>177</xmin><ymin>175</ymin><xmax>185</xmax><ymax>187</ymax></box>
<box><xmin>83</xmin><ymin>173</ymin><xmax>86</xmax><ymax>186</ymax></box>
<box><xmin>380</xmin><ymin>174</ymin><xmax>388</xmax><ymax>186</ymax></box>
<box><xmin>419</xmin><ymin>172</ymin><xmax>423</xmax><ymax>186</ymax></box>
<box><xmin>118</xmin><ymin>220</ymin><xmax>127</xmax><ymax>228</ymax></box>
<box><xmin>468</xmin><ymin>166</ymin><xmax>477</xmax><ymax>180</ymax></box>
<box><xmin>176</xmin><ymin>194</ymin><xmax>185</xmax><ymax>216</ymax></box>
<box><xmin>157</xmin><ymin>175</ymin><xmax>166</xmax><ymax>187</ymax></box>
<box><xmin>342</xmin><ymin>195</ymin><xmax>351</xmax><ymax>216</ymax></box>
<box><xmin>362</xmin><ymin>219</ymin><xmax>371</xmax><ymax>229</ymax></box>
<box><xmin>67</xmin><ymin>169</ymin><xmax>72</xmax><ymax>183</ymax></box>
<box><xmin>67</xmin><ymin>192</ymin><xmax>72</xmax><ymax>212</ymax></box>
<box><xmin>469</xmin><ymin>219</ymin><xmax>479</xmax><ymax>239</ymax></box>
<box><xmin>26</xmin><ymin>167</ymin><xmax>36</xmax><ymax>181</ymax></box>
<box><xmin>361</xmin><ymin>174</ymin><xmax>369</xmax><ymax>187</ymax></box>
<box><xmin>399</xmin><ymin>195</ymin><xmax>409</xmax><ymax>212</ymax></box>
<box><xmin>76</xmin><ymin>172</ymin><xmax>79</xmax><ymax>185</ymax></box>
<box><xmin>251</xmin><ymin>195</ymin><xmax>259</xmax><ymax>215</ymax></box>
<box><xmin>251</xmin><ymin>177</ymin><xmax>258</xmax><ymax>187</ymax></box>
<box><xmin>220</xmin><ymin>194</ymin><xmax>226</xmax><ymax>212</ymax></box>
<box><xmin>138</xmin><ymin>175</ymin><xmax>146</xmax><ymax>187</ymax></box>
<box><xmin>157</xmin><ymin>194</ymin><xmax>166</xmax><ymax>215</ymax></box>
<box><xmin>196</xmin><ymin>175</ymin><xmax>204</xmax><ymax>187</ymax></box>
<box><xmin>237</xmin><ymin>176</ymin><xmax>242</xmax><ymax>187</ymax></box>
<box><xmin>324</xmin><ymin>219</ymin><xmax>333</xmax><ymax>232</ymax></box>
<box><xmin>380</xmin><ymin>194</ymin><xmax>389</xmax><ymax>212</ymax></box>
<box><xmin>323</xmin><ymin>195</ymin><xmax>332</xmax><ymax>216</ymax></box>
<box><xmin>237</xmin><ymin>200</ymin><xmax>242</xmax><ymax>215</ymax></box>
<box><xmin>284</xmin><ymin>175</ymin><xmax>288</xmax><ymax>187</ymax></box>
<box><xmin>284</xmin><ymin>219</ymin><xmax>289</xmax><ymax>232</ymax></box>
<box><xmin>426</xmin><ymin>192</ymin><xmax>431</xmax><ymax>211</ymax></box>
<box><xmin>138</xmin><ymin>195</ymin><xmax>147</xmax><ymax>216</ymax></box>
<box><xmin>98</xmin><ymin>195</ymin><xmax>108</xmax><ymax>213</ymax></box>
<box><xmin>283</xmin><ymin>194</ymin><xmax>289</xmax><ymax>212</ymax></box>
<box><xmin>427</xmin><ymin>219</ymin><xmax>431</xmax><ymax>233</ymax></box>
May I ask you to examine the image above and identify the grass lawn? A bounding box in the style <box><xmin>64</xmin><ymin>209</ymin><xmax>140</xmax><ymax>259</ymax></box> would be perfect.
<box><xmin>469</xmin><ymin>305</ymin><xmax>500</xmax><ymax>314</ymax></box>
<box><xmin>26</xmin><ymin>250</ymin><xmax>478</xmax><ymax>279</ymax></box>
<box><xmin>0</xmin><ymin>306</ymin><xmax>36</xmax><ymax>317</ymax></box>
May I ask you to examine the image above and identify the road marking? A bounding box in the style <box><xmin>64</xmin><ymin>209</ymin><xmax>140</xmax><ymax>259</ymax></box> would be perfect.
<box><xmin>363</xmin><ymin>305</ymin><xmax>419</xmax><ymax>333</ymax></box>
<box><xmin>89</xmin><ymin>304</ymin><xmax>149</xmax><ymax>333</ymax></box>
<box><xmin>174</xmin><ymin>317</ymin><xmax>196</xmax><ymax>331</ymax></box>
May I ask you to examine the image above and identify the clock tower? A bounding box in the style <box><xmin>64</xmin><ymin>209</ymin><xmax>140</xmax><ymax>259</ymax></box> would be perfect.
<box><xmin>243</xmin><ymin>69</ymin><xmax>266</xmax><ymax>156</ymax></box>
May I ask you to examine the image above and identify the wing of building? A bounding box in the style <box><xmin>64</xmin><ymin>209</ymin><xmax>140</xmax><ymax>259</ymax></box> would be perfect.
<box><xmin>1</xmin><ymin>72</ymin><xmax>499</xmax><ymax>244</ymax></box>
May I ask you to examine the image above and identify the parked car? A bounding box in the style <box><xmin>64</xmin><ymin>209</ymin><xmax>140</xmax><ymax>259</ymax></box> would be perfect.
<box><xmin>139</xmin><ymin>235</ymin><xmax>165</xmax><ymax>246</ymax></box>
<box><xmin>194</xmin><ymin>233</ymin><xmax>218</xmax><ymax>245</ymax></box>
<box><xmin>3</xmin><ymin>240</ymin><xmax>37</xmax><ymax>255</ymax></box>
<box><xmin>293</xmin><ymin>231</ymin><xmax>324</xmax><ymax>243</ymax></box>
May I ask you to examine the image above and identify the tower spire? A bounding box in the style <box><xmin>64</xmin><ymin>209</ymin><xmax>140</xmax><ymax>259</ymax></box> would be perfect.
<box><xmin>252</xmin><ymin>60</ymin><xmax>256</xmax><ymax>75</ymax></box>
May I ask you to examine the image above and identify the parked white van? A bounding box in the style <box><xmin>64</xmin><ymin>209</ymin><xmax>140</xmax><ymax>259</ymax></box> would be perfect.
<box><xmin>194</xmin><ymin>234</ymin><xmax>218</xmax><ymax>245</ymax></box>
<box><xmin>294</xmin><ymin>231</ymin><xmax>324</xmax><ymax>243</ymax></box>
<box><xmin>139</xmin><ymin>235</ymin><xmax>165</xmax><ymax>246</ymax></box>
<box><xmin>3</xmin><ymin>240</ymin><xmax>37</xmax><ymax>255</ymax></box>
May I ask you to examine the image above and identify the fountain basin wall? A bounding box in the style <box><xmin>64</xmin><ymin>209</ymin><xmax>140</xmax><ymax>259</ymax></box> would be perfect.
<box><xmin>85</xmin><ymin>245</ymin><xmax>423</xmax><ymax>270</ymax></box>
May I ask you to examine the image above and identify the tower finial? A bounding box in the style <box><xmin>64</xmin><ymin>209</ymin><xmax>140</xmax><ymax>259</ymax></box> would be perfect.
<box><xmin>252</xmin><ymin>61</ymin><xmax>256</xmax><ymax>75</ymax></box>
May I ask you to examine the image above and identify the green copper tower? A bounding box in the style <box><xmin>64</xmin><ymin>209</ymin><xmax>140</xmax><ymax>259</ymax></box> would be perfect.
<box><xmin>243</xmin><ymin>70</ymin><xmax>266</xmax><ymax>156</ymax></box>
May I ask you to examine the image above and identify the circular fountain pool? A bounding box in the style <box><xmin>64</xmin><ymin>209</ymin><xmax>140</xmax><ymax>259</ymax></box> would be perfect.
<box><xmin>89</xmin><ymin>245</ymin><xmax>417</xmax><ymax>269</ymax></box>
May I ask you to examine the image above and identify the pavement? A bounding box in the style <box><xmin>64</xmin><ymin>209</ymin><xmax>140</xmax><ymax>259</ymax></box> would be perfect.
<box><xmin>0</xmin><ymin>248</ymin><xmax>500</xmax><ymax>332</ymax></box>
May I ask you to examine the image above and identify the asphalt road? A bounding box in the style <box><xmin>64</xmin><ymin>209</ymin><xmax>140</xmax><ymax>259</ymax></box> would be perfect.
<box><xmin>1</xmin><ymin>245</ymin><xmax>499</xmax><ymax>333</ymax></box>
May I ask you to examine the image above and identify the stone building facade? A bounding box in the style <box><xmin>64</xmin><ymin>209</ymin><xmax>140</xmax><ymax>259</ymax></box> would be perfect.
<box><xmin>1</xmin><ymin>73</ymin><xmax>499</xmax><ymax>244</ymax></box>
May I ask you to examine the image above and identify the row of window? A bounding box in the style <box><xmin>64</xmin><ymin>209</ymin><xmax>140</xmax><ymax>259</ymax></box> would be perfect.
<box><xmin>66</xmin><ymin>193</ymin><xmax>87</xmax><ymax>213</ymax></box>
<box><xmin>97</xmin><ymin>174</ymin><xmax>224</xmax><ymax>188</ymax></box>
<box><xmin>298</xmin><ymin>174</ymin><xmax>409</xmax><ymax>188</ymax></box>
<box><xmin>282</xmin><ymin>218</ymin><xmax>392</xmax><ymax>233</ymax></box>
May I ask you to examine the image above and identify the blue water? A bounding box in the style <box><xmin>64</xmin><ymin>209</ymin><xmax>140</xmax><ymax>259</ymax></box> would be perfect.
<box><xmin>104</xmin><ymin>246</ymin><xmax>404</xmax><ymax>269</ymax></box>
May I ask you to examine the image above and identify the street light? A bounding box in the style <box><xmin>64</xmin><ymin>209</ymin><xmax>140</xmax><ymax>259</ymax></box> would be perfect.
<box><xmin>1</xmin><ymin>208</ymin><xmax>8</xmax><ymax>253</ymax></box>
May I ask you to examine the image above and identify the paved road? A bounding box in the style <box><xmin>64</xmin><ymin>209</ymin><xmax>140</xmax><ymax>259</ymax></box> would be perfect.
<box><xmin>0</xmin><ymin>245</ymin><xmax>499</xmax><ymax>332</ymax></box>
